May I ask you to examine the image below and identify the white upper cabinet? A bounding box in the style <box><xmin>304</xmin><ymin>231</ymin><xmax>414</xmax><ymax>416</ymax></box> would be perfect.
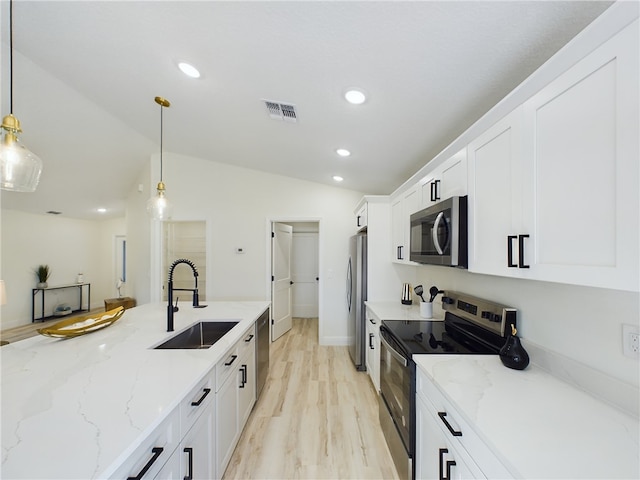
<box><xmin>468</xmin><ymin>19</ymin><xmax>639</xmax><ymax>291</ymax></box>
<box><xmin>355</xmin><ymin>203</ymin><xmax>368</xmax><ymax>231</ymax></box>
<box><xmin>419</xmin><ymin>149</ymin><xmax>468</xmax><ymax>209</ymax></box>
<box><xmin>391</xmin><ymin>185</ymin><xmax>419</xmax><ymax>264</ymax></box>
<box><xmin>468</xmin><ymin>107</ymin><xmax>526</xmax><ymax>278</ymax></box>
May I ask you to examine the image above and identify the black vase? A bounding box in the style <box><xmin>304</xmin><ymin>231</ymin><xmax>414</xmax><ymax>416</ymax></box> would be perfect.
<box><xmin>499</xmin><ymin>333</ymin><xmax>530</xmax><ymax>370</ymax></box>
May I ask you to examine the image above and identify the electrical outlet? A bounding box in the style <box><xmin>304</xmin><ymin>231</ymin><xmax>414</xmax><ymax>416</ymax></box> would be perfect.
<box><xmin>622</xmin><ymin>324</ymin><xmax>640</xmax><ymax>358</ymax></box>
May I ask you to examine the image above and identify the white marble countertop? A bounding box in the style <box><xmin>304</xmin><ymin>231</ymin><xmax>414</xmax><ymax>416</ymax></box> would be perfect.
<box><xmin>1</xmin><ymin>301</ymin><xmax>270</xmax><ymax>479</ymax></box>
<box><xmin>365</xmin><ymin>300</ymin><xmax>445</xmax><ymax>321</ymax></box>
<box><xmin>414</xmin><ymin>355</ymin><xmax>640</xmax><ymax>479</ymax></box>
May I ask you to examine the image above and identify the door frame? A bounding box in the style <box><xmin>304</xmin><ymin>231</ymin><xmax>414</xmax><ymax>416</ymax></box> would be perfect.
<box><xmin>266</xmin><ymin>217</ymin><xmax>323</xmax><ymax>343</ymax></box>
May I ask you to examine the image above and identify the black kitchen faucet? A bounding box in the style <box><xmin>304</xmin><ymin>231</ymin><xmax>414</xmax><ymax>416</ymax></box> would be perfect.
<box><xmin>166</xmin><ymin>258</ymin><xmax>207</xmax><ymax>332</ymax></box>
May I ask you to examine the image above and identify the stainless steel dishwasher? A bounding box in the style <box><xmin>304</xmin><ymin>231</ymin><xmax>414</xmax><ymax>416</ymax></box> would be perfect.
<box><xmin>256</xmin><ymin>309</ymin><xmax>270</xmax><ymax>399</ymax></box>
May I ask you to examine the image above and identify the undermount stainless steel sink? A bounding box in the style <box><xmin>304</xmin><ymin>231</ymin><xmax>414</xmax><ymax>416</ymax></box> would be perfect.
<box><xmin>154</xmin><ymin>321</ymin><xmax>239</xmax><ymax>349</ymax></box>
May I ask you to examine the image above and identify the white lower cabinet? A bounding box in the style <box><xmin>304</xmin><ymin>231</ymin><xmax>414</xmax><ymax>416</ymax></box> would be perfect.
<box><xmin>365</xmin><ymin>307</ymin><xmax>380</xmax><ymax>392</ymax></box>
<box><xmin>415</xmin><ymin>368</ymin><xmax>512</xmax><ymax>480</ymax></box>
<box><xmin>110</xmin><ymin>408</ymin><xmax>180</xmax><ymax>480</ymax></box>
<box><xmin>416</xmin><ymin>395</ymin><xmax>483</xmax><ymax>480</ymax></box>
<box><xmin>216</xmin><ymin>325</ymin><xmax>257</xmax><ymax>478</ymax></box>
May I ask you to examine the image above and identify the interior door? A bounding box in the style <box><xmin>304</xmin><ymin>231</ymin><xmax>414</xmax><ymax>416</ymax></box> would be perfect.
<box><xmin>271</xmin><ymin>222</ymin><xmax>293</xmax><ymax>341</ymax></box>
<box><xmin>291</xmin><ymin>232</ymin><xmax>319</xmax><ymax>317</ymax></box>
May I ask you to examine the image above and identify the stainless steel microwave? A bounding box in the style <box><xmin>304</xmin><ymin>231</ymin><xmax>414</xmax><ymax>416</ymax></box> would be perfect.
<box><xmin>409</xmin><ymin>195</ymin><xmax>468</xmax><ymax>267</ymax></box>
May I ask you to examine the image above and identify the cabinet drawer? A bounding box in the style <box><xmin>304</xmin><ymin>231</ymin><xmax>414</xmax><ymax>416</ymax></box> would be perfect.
<box><xmin>237</xmin><ymin>324</ymin><xmax>256</xmax><ymax>361</ymax></box>
<box><xmin>416</xmin><ymin>369</ymin><xmax>512</xmax><ymax>479</ymax></box>
<box><xmin>180</xmin><ymin>368</ymin><xmax>215</xmax><ymax>436</ymax></box>
<box><xmin>109</xmin><ymin>407</ymin><xmax>179</xmax><ymax>480</ymax></box>
<box><xmin>216</xmin><ymin>346</ymin><xmax>240</xmax><ymax>391</ymax></box>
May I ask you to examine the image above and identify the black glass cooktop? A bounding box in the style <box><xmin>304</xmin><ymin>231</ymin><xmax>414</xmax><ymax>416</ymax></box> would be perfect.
<box><xmin>380</xmin><ymin>313</ymin><xmax>504</xmax><ymax>357</ymax></box>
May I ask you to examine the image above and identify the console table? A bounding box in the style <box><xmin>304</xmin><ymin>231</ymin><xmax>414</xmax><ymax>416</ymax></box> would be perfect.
<box><xmin>32</xmin><ymin>283</ymin><xmax>91</xmax><ymax>323</ymax></box>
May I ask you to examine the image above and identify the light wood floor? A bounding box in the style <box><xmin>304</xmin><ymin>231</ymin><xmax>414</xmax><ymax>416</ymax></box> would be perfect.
<box><xmin>223</xmin><ymin>318</ymin><xmax>399</xmax><ymax>480</ymax></box>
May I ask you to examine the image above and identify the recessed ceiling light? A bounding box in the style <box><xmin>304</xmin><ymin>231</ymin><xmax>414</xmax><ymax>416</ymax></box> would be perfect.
<box><xmin>344</xmin><ymin>89</ymin><xmax>366</xmax><ymax>105</ymax></box>
<box><xmin>333</xmin><ymin>175</ymin><xmax>344</xmax><ymax>182</ymax></box>
<box><xmin>178</xmin><ymin>62</ymin><xmax>201</xmax><ymax>78</ymax></box>
<box><xmin>336</xmin><ymin>148</ymin><xmax>351</xmax><ymax>157</ymax></box>
<box><xmin>97</xmin><ymin>208</ymin><xmax>107</xmax><ymax>213</ymax></box>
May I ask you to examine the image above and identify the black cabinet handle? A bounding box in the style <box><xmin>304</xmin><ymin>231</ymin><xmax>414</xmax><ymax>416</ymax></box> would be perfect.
<box><xmin>397</xmin><ymin>246</ymin><xmax>403</xmax><ymax>260</ymax></box>
<box><xmin>438</xmin><ymin>448</ymin><xmax>447</xmax><ymax>480</ymax></box>
<box><xmin>183</xmin><ymin>447</ymin><xmax>193</xmax><ymax>480</ymax></box>
<box><xmin>507</xmin><ymin>235</ymin><xmax>518</xmax><ymax>268</ymax></box>
<box><xmin>224</xmin><ymin>354</ymin><xmax>238</xmax><ymax>366</ymax></box>
<box><xmin>244</xmin><ymin>334</ymin><xmax>254</xmax><ymax>342</ymax></box>
<box><xmin>518</xmin><ymin>234</ymin><xmax>530</xmax><ymax>268</ymax></box>
<box><xmin>434</xmin><ymin>179</ymin><xmax>441</xmax><ymax>201</ymax></box>
<box><xmin>369</xmin><ymin>318</ymin><xmax>376</xmax><ymax>324</ymax></box>
<box><xmin>438</xmin><ymin>412</ymin><xmax>462</xmax><ymax>436</ymax></box>
<box><xmin>357</xmin><ymin>215</ymin><xmax>362</xmax><ymax>227</ymax></box>
<box><xmin>369</xmin><ymin>333</ymin><xmax>374</xmax><ymax>349</ymax></box>
<box><xmin>127</xmin><ymin>447</ymin><xmax>164</xmax><ymax>480</ymax></box>
<box><xmin>290</xmin><ymin>280</ymin><xmax>294</xmax><ymax>285</ymax></box>
<box><xmin>191</xmin><ymin>387</ymin><xmax>211</xmax><ymax>407</ymax></box>
<box><xmin>438</xmin><ymin>448</ymin><xmax>456</xmax><ymax>480</ymax></box>
<box><xmin>239</xmin><ymin>365</ymin><xmax>247</xmax><ymax>388</ymax></box>
<box><xmin>430</xmin><ymin>181</ymin><xmax>436</xmax><ymax>202</ymax></box>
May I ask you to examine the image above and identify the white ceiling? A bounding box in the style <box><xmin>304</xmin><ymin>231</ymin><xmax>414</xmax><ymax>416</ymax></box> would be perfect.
<box><xmin>0</xmin><ymin>0</ymin><xmax>613</xmax><ymax>220</ymax></box>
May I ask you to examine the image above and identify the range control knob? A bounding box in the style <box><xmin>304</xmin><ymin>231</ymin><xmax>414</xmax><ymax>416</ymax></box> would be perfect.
<box><xmin>491</xmin><ymin>313</ymin><xmax>502</xmax><ymax>323</ymax></box>
<box><xmin>481</xmin><ymin>311</ymin><xmax>491</xmax><ymax>320</ymax></box>
<box><xmin>442</xmin><ymin>296</ymin><xmax>455</xmax><ymax>305</ymax></box>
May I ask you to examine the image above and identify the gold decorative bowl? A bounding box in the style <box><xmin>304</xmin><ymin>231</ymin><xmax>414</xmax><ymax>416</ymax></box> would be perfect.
<box><xmin>38</xmin><ymin>306</ymin><xmax>125</xmax><ymax>338</ymax></box>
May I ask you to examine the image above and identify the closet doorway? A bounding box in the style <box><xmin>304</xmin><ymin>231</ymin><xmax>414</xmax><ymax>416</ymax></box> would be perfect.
<box><xmin>270</xmin><ymin>220</ymin><xmax>319</xmax><ymax>342</ymax></box>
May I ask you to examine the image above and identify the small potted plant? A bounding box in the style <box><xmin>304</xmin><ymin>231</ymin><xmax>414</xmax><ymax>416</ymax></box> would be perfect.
<box><xmin>34</xmin><ymin>265</ymin><xmax>51</xmax><ymax>289</ymax></box>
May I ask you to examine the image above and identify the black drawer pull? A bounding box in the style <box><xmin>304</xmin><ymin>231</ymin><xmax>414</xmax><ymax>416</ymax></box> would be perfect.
<box><xmin>190</xmin><ymin>387</ymin><xmax>211</xmax><ymax>406</ymax></box>
<box><xmin>397</xmin><ymin>245</ymin><xmax>403</xmax><ymax>260</ymax></box>
<box><xmin>127</xmin><ymin>447</ymin><xmax>163</xmax><ymax>480</ymax></box>
<box><xmin>369</xmin><ymin>318</ymin><xmax>376</xmax><ymax>324</ymax></box>
<box><xmin>438</xmin><ymin>411</ymin><xmax>462</xmax><ymax>436</ymax></box>
<box><xmin>183</xmin><ymin>447</ymin><xmax>193</xmax><ymax>480</ymax></box>
<box><xmin>369</xmin><ymin>333</ymin><xmax>374</xmax><ymax>349</ymax></box>
<box><xmin>224</xmin><ymin>354</ymin><xmax>238</xmax><ymax>366</ymax></box>
<box><xmin>244</xmin><ymin>334</ymin><xmax>254</xmax><ymax>342</ymax></box>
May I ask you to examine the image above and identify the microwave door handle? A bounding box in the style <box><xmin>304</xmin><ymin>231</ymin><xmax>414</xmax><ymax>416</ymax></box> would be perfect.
<box><xmin>432</xmin><ymin>212</ymin><xmax>445</xmax><ymax>255</ymax></box>
<box><xmin>379</xmin><ymin>333</ymin><xmax>408</xmax><ymax>367</ymax></box>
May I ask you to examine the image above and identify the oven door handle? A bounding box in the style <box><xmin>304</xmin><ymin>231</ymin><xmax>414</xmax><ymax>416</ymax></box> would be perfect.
<box><xmin>380</xmin><ymin>332</ymin><xmax>408</xmax><ymax>367</ymax></box>
<box><xmin>432</xmin><ymin>211</ymin><xmax>445</xmax><ymax>255</ymax></box>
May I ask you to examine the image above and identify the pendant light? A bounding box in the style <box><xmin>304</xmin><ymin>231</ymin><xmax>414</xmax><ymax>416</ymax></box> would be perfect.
<box><xmin>147</xmin><ymin>96</ymin><xmax>173</xmax><ymax>221</ymax></box>
<box><xmin>0</xmin><ymin>0</ymin><xmax>43</xmax><ymax>192</ymax></box>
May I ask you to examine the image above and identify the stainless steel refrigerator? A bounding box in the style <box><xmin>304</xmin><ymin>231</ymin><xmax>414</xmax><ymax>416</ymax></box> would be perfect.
<box><xmin>347</xmin><ymin>233</ymin><xmax>367</xmax><ymax>370</ymax></box>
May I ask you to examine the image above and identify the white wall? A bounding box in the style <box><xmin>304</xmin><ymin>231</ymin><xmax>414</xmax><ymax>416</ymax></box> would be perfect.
<box><xmin>126</xmin><ymin>152</ymin><xmax>363</xmax><ymax>344</ymax></box>
<box><xmin>414</xmin><ymin>264</ymin><xmax>640</xmax><ymax>388</ymax></box>
<box><xmin>0</xmin><ymin>210</ymin><xmax>125</xmax><ymax>329</ymax></box>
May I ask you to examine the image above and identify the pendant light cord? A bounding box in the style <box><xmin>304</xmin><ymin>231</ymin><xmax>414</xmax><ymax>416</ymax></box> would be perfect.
<box><xmin>159</xmin><ymin>101</ymin><xmax>164</xmax><ymax>182</ymax></box>
<box><xmin>9</xmin><ymin>0</ymin><xmax>14</xmax><ymax>114</ymax></box>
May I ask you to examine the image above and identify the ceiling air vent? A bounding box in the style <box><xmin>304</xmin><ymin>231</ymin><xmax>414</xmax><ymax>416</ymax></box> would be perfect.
<box><xmin>263</xmin><ymin>100</ymin><xmax>298</xmax><ymax>123</ymax></box>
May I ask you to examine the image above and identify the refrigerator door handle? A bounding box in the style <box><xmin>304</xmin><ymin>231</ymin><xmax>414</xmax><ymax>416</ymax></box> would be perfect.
<box><xmin>346</xmin><ymin>257</ymin><xmax>352</xmax><ymax>312</ymax></box>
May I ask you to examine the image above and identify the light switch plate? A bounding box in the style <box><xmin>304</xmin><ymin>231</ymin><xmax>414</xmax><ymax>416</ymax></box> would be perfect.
<box><xmin>622</xmin><ymin>324</ymin><xmax>640</xmax><ymax>358</ymax></box>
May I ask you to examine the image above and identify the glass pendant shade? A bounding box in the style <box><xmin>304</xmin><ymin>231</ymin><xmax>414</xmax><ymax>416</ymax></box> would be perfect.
<box><xmin>0</xmin><ymin>115</ymin><xmax>43</xmax><ymax>192</ymax></box>
<box><xmin>147</xmin><ymin>182</ymin><xmax>173</xmax><ymax>221</ymax></box>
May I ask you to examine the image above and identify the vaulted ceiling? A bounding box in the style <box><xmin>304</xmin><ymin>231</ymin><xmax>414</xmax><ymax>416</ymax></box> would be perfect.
<box><xmin>0</xmin><ymin>1</ymin><xmax>612</xmax><ymax>219</ymax></box>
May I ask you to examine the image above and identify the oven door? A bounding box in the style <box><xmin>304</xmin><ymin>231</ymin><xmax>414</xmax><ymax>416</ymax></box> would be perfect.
<box><xmin>379</xmin><ymin>325</ymin><xmax>414</xmax><ymax>479</ymax></box>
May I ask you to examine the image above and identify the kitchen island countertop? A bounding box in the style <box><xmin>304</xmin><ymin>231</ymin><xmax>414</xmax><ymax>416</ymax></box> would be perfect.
<box><xmin>1</xmin><ymin>301</ymin><xmax>269</xmax><ymax>479</ymax></box>
<box><xmin>414</xmin><ymin>354</ymin><xmax>639</xmax><ymax>479</ymax></box>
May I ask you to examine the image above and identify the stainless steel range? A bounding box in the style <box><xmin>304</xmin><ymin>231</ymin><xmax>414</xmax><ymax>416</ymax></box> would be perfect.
<box><xmin>378</xmin><ymin>291</ymin><xmax>516</xmax><ymax>480</ymax></box>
